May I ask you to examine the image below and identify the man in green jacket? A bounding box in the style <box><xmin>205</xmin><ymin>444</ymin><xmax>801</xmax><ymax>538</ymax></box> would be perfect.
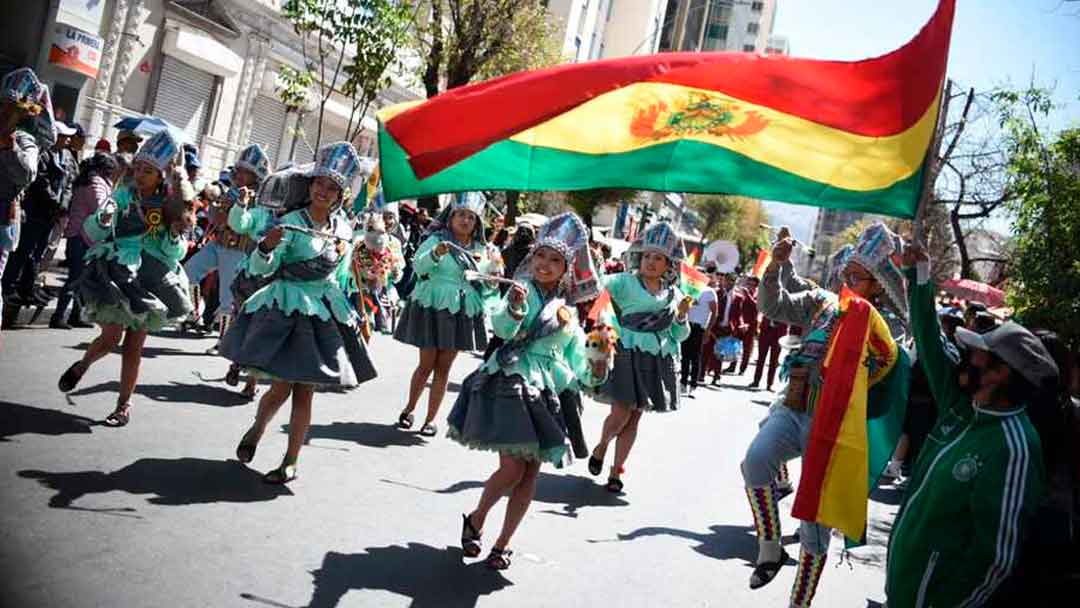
<box><xmin>886</xmin><ymin>245</ymin><xmax>1058</xmax><ymax>607</ymax></box>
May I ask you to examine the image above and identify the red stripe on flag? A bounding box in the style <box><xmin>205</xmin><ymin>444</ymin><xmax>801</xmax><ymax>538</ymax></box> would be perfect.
<box><xmin>587</xmin><ymin>289</ymin><xmax>612</xmax><ymax>322</ymax></box>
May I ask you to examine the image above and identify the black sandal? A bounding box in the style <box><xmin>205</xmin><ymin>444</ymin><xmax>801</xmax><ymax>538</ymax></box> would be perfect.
<box><xmin>749</xmin><ymin>548</ymin><xmax>790</xmax><ymax>590</ymax></box>
<box><xmin>588</xmin><ymin>452</ymin><xmax>604</xmax><ymax>476</ymax></box>
<box><xmin>605</xmin><ymin>477</ymin><xmax>624</xmax><ymax>494</ymax></box>
<box><xmin>103</xmin><ymin>403</ymin><xmax>131</xmax><ymax>427</ymax></box>
<box><xmin>485</xmin><ymin>547</ymin><xmax>512</xmax><ymax>570</ymax></box>
<box><xmin>397</xmin><ymin>411</ymin><xmax>415</xmax><ymax>430</ymax></box>
<box><xmin>58</xmin><ymin>361</ymin><xmax>86</xmax><ymax>392</ymax></box>
<box><xmin>263</xmin><ymin>459</ymin><xmax>298</xmax><ymax>484</ymax></box>
<box><xmin>461</xmin><ymin>514</ymin><xmax>482</xmax><ymax>558</ymax></box>
<box><xmin>225</xmin><ymin>364</ymin><xmax>241</xmax><ymax>387</ymax></box>
<box><xmin>236</xmin><ymin>427</ymin><xmax>259</xmax><ymax>464</ymax></box>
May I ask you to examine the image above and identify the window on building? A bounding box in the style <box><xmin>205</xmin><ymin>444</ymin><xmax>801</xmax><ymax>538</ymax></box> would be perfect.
<box><xmin>747</xmin><ymin>22</ymin><xmax>759</xmax><ymax>34</ymax></box>
<box><xmin>742</xmin><ymin>44</ymin><xmax>755</xmax><ymax>52</ymax></box>
<box><xmin>751</xmin><ymin>1</ymin><xmax>764</xmax><ymax>12</ymax></box>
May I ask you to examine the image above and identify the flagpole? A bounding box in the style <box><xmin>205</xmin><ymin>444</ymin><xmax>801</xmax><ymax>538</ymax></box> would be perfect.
<box><xmin>912</xmin><ymin>78</ymin><xmax>952</xmax><ymax>241</ymax></box>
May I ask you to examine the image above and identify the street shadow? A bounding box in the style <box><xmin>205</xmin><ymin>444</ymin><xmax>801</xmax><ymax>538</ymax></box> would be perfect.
<box><xmin>415</xmin><ymin>473</ymin><xmax>630</xmax><ymax>518</ymax></box>
<box><xmin>592</xmin><ymin>524</ymin><xmax>800</xmax><ymax>565</ymax></box>
<box><xmin>66</xmin><ymin>342</ymin><xmax>194</xmax><ymax>359</ymax></box>
<box><xmin>297</xmin><ymin>421</ymin><xmax>427</xmax><ymax>449</ymax></box>
<box><xmin>68</xmin><ymin>381</ymin><xmax>250</xmax><ymax>407</ymax></box>
<box><xmin>751</xmin><ymin>399</ymin><xmax>773</xmax><ymax>408</ymax></box>
<box><xmin>18</xmin><ymin>457</ymin><xmax>291</xmax><ymax>509</ymax></box>
<box><xmin>0</xmin><ymin>401</ymin><xmax>98</xmax><ymax>441</ymax></box>
<box><xmin>152</xmin><ymin>328</ymin><xmax>214</xmax><ymax>341</ymax></box>
<box><xmin>295</xmin><ymin>544</ymin><xmax>511</xmax><ymax>608</ymax></box>
<box><xmin>446</xmin><ymin>381</ymin><xmax>463</xmax><ymax>394</ymax></box>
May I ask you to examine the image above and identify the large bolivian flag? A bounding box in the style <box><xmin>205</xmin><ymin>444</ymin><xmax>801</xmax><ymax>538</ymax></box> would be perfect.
<box><xmin>378</xmin><ymin>0</ymin><xmax>955</xmax><ymax>218</ymax></box>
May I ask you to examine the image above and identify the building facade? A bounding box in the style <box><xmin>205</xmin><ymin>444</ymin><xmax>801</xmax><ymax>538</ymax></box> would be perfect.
<box><xmin>656</xmin><ymin>0</ymin><xmax>777</xmax><ymax>53</ymax></box>
<box><xmin>0</xmin><ymin>0</ymin><xmax>420</xmax><ymax>178</ymax></box>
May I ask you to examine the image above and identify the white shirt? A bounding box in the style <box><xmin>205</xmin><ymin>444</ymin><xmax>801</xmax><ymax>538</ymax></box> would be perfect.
<box><xmin>687</xmin><ymin>287</ymin><xmax>718</xmax><ymax>327</ymax></box>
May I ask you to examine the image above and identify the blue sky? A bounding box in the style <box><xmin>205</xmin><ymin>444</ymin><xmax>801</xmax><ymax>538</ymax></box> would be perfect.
<box><xmin>773</xmin><ymin>0</ymin><xmax>1080</xmax><ymax>130</ymax></box>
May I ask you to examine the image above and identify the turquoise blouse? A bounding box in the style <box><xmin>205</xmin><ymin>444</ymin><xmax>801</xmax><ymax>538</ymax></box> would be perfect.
<box><xmin>481</xmin><ymin>282</ymin><xmax>606</xmax><ymax>394</ymax></box>
<box><xmin>83</xmin><ymin>183</ymin><xmax>187</xmax><ymax>271</ymax></box>
<box><xmin>409</xmin><ymin>234</ymin><xmax>497</xmax><ymax>317</ymax></box>
<box><xmin>240</xmin><ymin>208</ymin><xmax>358</xmax><ymax>326</ymax></box>
<box><xmin>603</xmin><ymin>272</ymin><xmax>691</xmax><ymax>357</ymax></box>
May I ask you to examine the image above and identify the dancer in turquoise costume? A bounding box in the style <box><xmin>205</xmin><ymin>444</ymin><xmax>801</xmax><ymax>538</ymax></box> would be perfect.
<box><xmin>223</xmin><ymin>142</ymin><xmax>376</xmax><ymax>484</ymax></box>
<box><xmin>448</xmin><ymin>212</ymin><xmax>609</xmax><ymax>570</ymax></box>
<box><xmin>183</xmin><ymin>143</ymin><xmax>270</xmax><ymax>398</ymax></box>
<box><xmin>57</xmin><ymin>129</ymin><xmax>196</xmax><ymax>427</ymax></box>
<box><xmin>394</xmin><ymin>192</ymin><xmax>500</xmax><ymax>437</ymax></box>
<box><xmin>588</xmin><ymin>221</ymin><xmax>692</xmax><ymax>494</ymax></box>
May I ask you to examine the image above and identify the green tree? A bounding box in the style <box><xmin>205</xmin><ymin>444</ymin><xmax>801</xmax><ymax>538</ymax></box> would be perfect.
<box><xmin>566</xmin><ymin>189</ymin><xmax>637</xmax><ymax>231</ymax></box>
<box><xmin>280</xmin><ymin>0</ymin><xmax>412</xmax><ymax>158</ymax></box>
<box><xmin>410</xmin><ymin>0</ymin><xmax>563</xmax><ymax>211</ymax></box>
<box><xmin>687</xmin><ymin>194</ymin><xmax>768</xmax><ymax>265</ymax></box>
<box><xmin>995</xmin><ymin>86</ymin><xmax>1080</xmax><ymax>344</ymax></box>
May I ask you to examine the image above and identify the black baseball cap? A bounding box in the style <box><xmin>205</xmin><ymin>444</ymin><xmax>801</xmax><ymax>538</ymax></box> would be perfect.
<box><xmin>955</xmin><ymin>322</ymin><xmax>1059</xmax><ymax>388</ymax></box>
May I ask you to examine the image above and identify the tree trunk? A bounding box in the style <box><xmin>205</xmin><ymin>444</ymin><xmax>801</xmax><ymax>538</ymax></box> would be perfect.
<box><xmin>950</xmin><ymin>203</ymin><xmax>973</xmax><ymax>279</ymax></box>
<box><xmin>505</xmin><ymin>190</ymin><xmax>520</xmax><ymax>224</ymax></box>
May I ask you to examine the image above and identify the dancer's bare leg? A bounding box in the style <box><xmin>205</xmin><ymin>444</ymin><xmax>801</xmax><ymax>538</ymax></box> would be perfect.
<box><xmin>285</xmin><ymin>384</ymin><xmax>313</xmax><ymax>462</ymax></box>
<box><xmin>423</xmin><ymin>349</ymin><xmax>459</xmax><ymax>424</ymax></box>
<box><xmin>403</xmin><ymin>347</ymin><xmax>437</xmax><ymax>415</ymax></box>
<box><xmin>468</xmin><ymin>453</ymin><xmax>527</xmax><ymax>531</ymax></box>
<box><xmin>493</xmin><ymin>460</ymin><xmax>542</xmax><ymax>550</ymax></box>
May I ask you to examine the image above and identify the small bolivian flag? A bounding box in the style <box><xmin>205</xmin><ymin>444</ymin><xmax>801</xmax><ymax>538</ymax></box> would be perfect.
<box><xmin>679</xmin><ymin>261</ymin><xmax>710</xmax><ymax>300</ymax></box>
<box><xmin>377</xmin><ymin>0</ymin><xmax>955</xmax><ymax>219</ymax></box>
<box><xmin>751</xmin><ymin>249</ymin><xmax>772</xmax><ymax>278</ymax></box>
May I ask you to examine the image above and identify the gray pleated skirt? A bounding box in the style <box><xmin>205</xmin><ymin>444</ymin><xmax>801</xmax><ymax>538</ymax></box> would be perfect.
<box><xmin>138</xmin><ymin>253</ymin><xmax>193</xmax><ymax>319</ymax></box>
<box><xmin>220</xmin><ymin>303</ymin><xmax>377</xmax><ymax>388</ymax></box>
<box><xmin>78</xmin><ymin>255</ymin><xmax>190</xmax><ymax>331</ymax></box>
<box><xmin>447</xmin><ymin>370</ymin><xmax>568</xmax><ymax>465</ymax></box>
<box><xmin>393</xmin><ymin>301</ymin><xmax>487</xmax><ymax>351</ymax></box>
<box><xmin>604</xmin><ymin>345</ymin><xmax>680</xmax><ymax>412</ymax></box>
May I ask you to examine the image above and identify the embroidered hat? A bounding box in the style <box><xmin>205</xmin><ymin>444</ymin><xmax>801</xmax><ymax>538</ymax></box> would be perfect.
<box><xmin>309</xmin><ymin>141</ymin><xmax>362</xmax><ymax>192</ymax></box>
<box><xmin>235</xmin><ymin>144</ymin><xmax>270</xmax><ymax>182</ymax></box>
<box><xmin>515</xmin><ymin>212</ymin><xmax>600</xmax><ymax>304</ymax></box>
<box><xmin>134</xmin><ymin>129</ymin><xmax>181</xmax><ymax>173</ymax></box>
<box><xmin>1</xmin><ymin>68</ymin><xmax>47</xmax><ymax>112</ymax></box>
<box><xmin>825</xmin><ymin>244</ymin><xmax>855</xmax><ymax>293</ymax></box>
<box><xmin>846</xmin><ymin>222</ymin><xmax>908</xmax><ymax>320</ymax></box>
<box><xmin>425</xmin><ymin>192</ymin><xmax>488</xmax><ymax>244</ymax></box>
<box><xmin>625</xmin><ymin>221</ymin><xmax>686</xmax><ymax>284</ymax></box>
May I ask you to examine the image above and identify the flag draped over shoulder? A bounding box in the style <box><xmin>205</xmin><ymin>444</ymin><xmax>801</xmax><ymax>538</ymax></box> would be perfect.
<box><xmin>378</xmin><ymin>0</ymin><xmax>955</xmax><ymax>218</ymax></box>
<box><xmin>791</xmin><ymin>288</ymin><xmax>909</xmax><ymax>542</ymax></box>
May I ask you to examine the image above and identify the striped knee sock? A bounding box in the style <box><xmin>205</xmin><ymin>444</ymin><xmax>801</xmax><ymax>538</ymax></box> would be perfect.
<box><xmin>789</xmin><ymin>550</ymin><xmax>827</xmax><ymax>608</ymax></box>
<box><xmin>745</xmin><ymin>485</ymin><xmax>781</xmax><ymax>542</ymax></box>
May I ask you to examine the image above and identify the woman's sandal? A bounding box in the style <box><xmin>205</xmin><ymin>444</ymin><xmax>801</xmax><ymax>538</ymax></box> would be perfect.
<box><xmin>605</xmin><ymin>477</ymin><xmax>624</xmax><ymax>494</ymax></box>
<box><xmin>749</xmin><ymin>548</ymin><xmax>790</xmax><ymax>590</ymax></box>
<box><xmin>397</xmin><ymin>410</ymin><xmax>415</xmax><ymax>430</ymax></box>
<box><xmin>461</xmin><ymin>514</ymin><xmax>482</xmax><ymax>558</ymax></box>
<box><xmin>484</xmin><ymin>547</ymin><xmax>512</xmax><ymax>571</ymax></box>
<box><xmin>103</xmin><ymin>403</ymin><xmax>131</xmax><ymax>427</ymax></box>
<box><xmin>588</xmin><ymin>451</ymin><xmax>604</xmax><ymax>476</ymax></box>
<box><xmin>225</xmin><ymin>364</ymin><xmax>241</xmax><ymax>387</ymax></box>
<box><xmin>58</xmin><ymin>361</ymin><xmax>86</xmax><ymax>393</ymax></box>
<box><xmin>419</xmin><ymin>422</ymin><xmax>438</xmax><ymax>437</ymax></box>
<box><xmin>263</xmin><ymin>459</ymin><xmax>298</xmax><ymax>484</ymax></box>
<box><xmin>240</xmin><ymin>382</ymin><xmax>257</xmax><ymax>400</ymax></box>
<box><xmin>235</xmin><ymin>427</ymin><xmax>259</xmax><ymax>464</ymax></box>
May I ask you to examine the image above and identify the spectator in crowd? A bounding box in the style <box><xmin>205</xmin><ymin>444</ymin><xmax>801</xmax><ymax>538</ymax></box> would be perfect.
<box><xmin>717</xmin><ymin>271</ymin><xmax>752</xmax><ymax>374</ymax></box>
<box><xmin>680</xmin><ymin>271</ymin><xmax>718</xmax><ymax>397</ymax></box>
<box><xmin>886</xmin><ymin>244</ymin><xmax>1057</xmax><ymax>607</ymax></box>
<box><xmin>738</xmin><ymin>276</ymin><xmax>760</xmax><ymax>375</ymax></box>
<box><xmin>700</xmin><ymin>269</ymin><xmax>726</xmax><ymax>385</ymax></box>
<box><xmin>115</xmin><ymin>129</ymin><xmax>141</xmax><ymax>154</ymax></box>
<box><xmin>2</xmin><ymin>120</ymin><xmax>75</xmax><ymax>322</ymax></box>
<box><xmin>749</xmin><ymin>316</ymin><xmax>786</xmax><ymax>392</ymax></box>
<box><xmin>183</xmin><ymin>148</ymin><xmax>202</xmax><ymax>191</ymax></box>
<box><xmin>0</xmin><ymin>68</ymin><xmax>49</xmax><ymax>331</ymax></box>
<box><xmin>94</xmin><ymin>138</ymin><xmax>111</xmax><ymax>154</ymax></box>
<box><xmin>68</xmin><ymin>123</ymin><xmax>86</xmax><ymax>161</ymax></box>
<box><xmin>964</xmin><ymin>301</ymin><xmax>987</xmax><ymax>329</ymax></box>
<box><xmin>50</xmin><ymin>152</ymin><xmax>120</xmax><ymax>329</ymax></box>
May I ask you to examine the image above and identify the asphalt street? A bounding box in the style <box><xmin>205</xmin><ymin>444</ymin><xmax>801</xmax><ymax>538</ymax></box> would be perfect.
<box><xmin>0</xmin><ymin>321</ymin><xmax>896</xmax><ymax>608</ymax></box>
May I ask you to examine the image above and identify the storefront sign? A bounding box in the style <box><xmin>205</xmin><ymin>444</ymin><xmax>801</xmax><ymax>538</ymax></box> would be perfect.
<box><xmin>48</xmin><ymin>25</ymin><xmax>103</xmax><ymax>79</ymax></box>
<box><xmin>57</xmin><ymin>0</ymin><xmax>106</xmax><ymax>34</ymax></box>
